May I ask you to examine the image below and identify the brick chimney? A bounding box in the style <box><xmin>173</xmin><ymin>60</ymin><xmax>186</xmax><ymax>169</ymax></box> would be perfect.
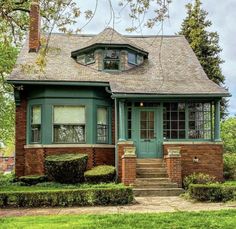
<box><xmin>29</xmin><ymin>0</ymin><xmax>40</xmax><ymax>52</ymax></box>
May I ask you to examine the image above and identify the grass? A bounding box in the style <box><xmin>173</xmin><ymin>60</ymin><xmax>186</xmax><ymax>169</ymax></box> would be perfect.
<box><xmin>1</xmin><ymin>210</ymin><xmax>236</xmax><ymax>229</ymax></box>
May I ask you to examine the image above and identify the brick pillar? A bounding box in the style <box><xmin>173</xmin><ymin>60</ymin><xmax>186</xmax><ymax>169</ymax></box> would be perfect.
<box><xmin>165</xmin><ymin>155</ymin><xmax>182</xmax><ymax>187</ymax></box>
<box><xmin>29</xmin><ymin>0</ymin><xmax>41</xmax><ymax>52</ymax></box>
<box><xmin>122</xmin><ymin>154</ymin><xmax>136</xmax><ymax>186</ymax></box>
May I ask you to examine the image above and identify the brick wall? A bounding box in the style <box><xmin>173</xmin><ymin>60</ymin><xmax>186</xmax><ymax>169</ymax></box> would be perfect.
<box><xmin>163</xmin><ymin>143</ymin><xmax>224</xmax><ymax>181</ymax></box>
<box><xmin>122</xmin><ymin>154</ymin><xmax>136</xmax><ymax>185</ymax></box>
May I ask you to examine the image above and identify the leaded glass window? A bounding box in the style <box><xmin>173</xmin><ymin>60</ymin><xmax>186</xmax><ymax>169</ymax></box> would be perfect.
<box><xmin>188</xmin><ymin>103</ymin><xmax>212</xmax><ymax>139</ymax></box>
<box><xmin>53</xmin><ymin>106</ymin><xmax>85</xmax><ymax>143</ymax></box>
<box><xmin>76</xmin><ymin>52</ymin><xmax>95</xmax><ymax>65</ymax></box>
<box><xmin>97</xmin><ymin>107</ymin><xmax>108</xmax><ymax>143</ymax></box>
<box><xmin>31</xmin><ymin>105</ymin><xmax>41</xmax><ymax>143</ymax></box>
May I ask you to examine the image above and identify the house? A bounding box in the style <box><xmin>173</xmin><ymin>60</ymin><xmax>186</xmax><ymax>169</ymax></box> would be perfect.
<box><xmin>8</xmin><ymin>2</ymin><xmax>229</xmax><ymax>193</ymax></box>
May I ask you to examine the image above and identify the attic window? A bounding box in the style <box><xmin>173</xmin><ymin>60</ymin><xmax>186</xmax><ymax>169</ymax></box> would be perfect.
<box><xmin>77</xmin><ymin>52</ymin><xmax>95</xmax><ymax>65</ymax></box>
<box><xmin>128</xmin><ymin>52</ymin><xmax>143</xmax><ymax>65</ymax></box>
<box><xmin>104</xmin><ymin>49</ymin><xmax>120</xmax><ymax>70</ymax></box>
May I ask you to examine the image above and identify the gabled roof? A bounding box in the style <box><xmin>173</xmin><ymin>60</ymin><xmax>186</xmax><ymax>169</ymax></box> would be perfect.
<box><xmin>71</xmin><ymin>27</ymin><xmax>149</xmax><ymax>57</ymax></box>
<box><xmin>8</xmin><ymin>28</ymin><xmax>229</xmax><ymax>97</ymax></box>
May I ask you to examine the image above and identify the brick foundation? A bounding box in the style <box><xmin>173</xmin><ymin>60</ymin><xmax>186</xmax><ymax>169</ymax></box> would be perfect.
<box><xmin>163</xmin><ymin>143</ymin><xmax>224</xmax><ymax>182</ymax></box>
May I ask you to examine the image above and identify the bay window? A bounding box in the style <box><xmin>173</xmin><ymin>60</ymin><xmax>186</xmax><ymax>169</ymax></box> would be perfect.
<box><xmin>53</xmin><ymin>106</ymin><xmax>86</xmax><ymax>143</ymax></box>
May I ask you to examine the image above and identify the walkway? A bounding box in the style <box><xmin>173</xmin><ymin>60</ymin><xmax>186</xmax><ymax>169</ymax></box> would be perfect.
<box><xmin>0</xmin><ymin>197</ymin><xmax>236</xmax><ymax>217</ymax></box>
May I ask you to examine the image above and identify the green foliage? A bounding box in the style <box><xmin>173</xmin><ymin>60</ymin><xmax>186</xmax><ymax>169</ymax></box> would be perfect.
<box><xmin>0</xmin><ymin>173</ymin><xmax>15</xmax><ymax>186</ymax></box>
<box><xmin>84</xmin><ymin>165</ymin><xmax>116</xmax><ymax>184</ymax></box>
<box><xmin>179</xmin><ymin>0</ymin><xmax>228</xmax><ymax>117</ymax></box>
<box><xmin>221</xmin><ymin>117</ymin><xmax>236</xmax><ymax>153</ymax></box>
<box><xmin>45</xmin><ymin>153</ymin><xmax>88</xmax><ymax>184</ymax></box>
<box><xmin>0</xmin><ymin>186</ymin><xmax>133</xmax><ymax>207</ymax></box>
<box><xmin>18</xmin><ymin>175</ymin><xmax>47</xmax><ymax>186</ymax></box>
<box><xmin>223</xmin><ymin>153</ymin><xmax>236</xmax><ymax>180</ymax></box>
<box><xmin>189</xmin><ymin>183</ymin><xmax>236</xmax><ymax>202</ymax></box>
<box><xmin>183</xmin><ymin>172</ymin><xmax>216</xmax><ymax>190</ymax></box>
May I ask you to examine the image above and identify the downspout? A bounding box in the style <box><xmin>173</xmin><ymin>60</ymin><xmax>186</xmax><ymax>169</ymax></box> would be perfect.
<box><xmin>106</xmin><ymin>87</ymin><xmax>119</xmax><ymax>181</ymax></box>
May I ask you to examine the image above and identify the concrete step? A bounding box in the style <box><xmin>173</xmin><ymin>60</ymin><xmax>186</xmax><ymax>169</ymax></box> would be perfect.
<box><xmin>135</xmin><ymin>178</ymin><xmax>172</xmax><ymax>183</ymax></box>
<box><xmin>137</xmin><ymin>168</ymin><xmax>167</xmax><ymax>174</ymax></box>
<box><xmin>136</xmin><ymin>162</ymin><xmax>165</xmax><ymax>169</ymax></box>
<box><xmin>137</xmin><ymin>159</ymin><xmax>164</xmax><ymax>163</ymax></box>
<box><xmin>134</xmin><ymin>188</ymin><xmax>184</xmax><ymax>197</ymax></box>
<box><xmin>137</xmin><ymin>173</ymin><xmax>168</xmax><ymax>178</ymax></box>
<box><xmin>134</xmin><ymin>182</ymin><xmax>179</xmax><ymax>188</ymax></box>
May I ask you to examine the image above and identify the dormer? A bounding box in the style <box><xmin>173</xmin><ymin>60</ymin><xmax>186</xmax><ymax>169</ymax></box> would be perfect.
<box><xmin>71</xmin><ymin>28</ymin><xmax>148</xmax><ymax>72</ymax></box>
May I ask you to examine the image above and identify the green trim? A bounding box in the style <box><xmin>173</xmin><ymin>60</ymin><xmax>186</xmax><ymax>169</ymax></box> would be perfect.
<box><xmin>71</xmin><ymin>43</ymin><xmax>149</xmax><ymax>58</ymax></box>
<box><xmin>111</xmin><ymin>93</ymin><xmax>230</xmax><ymax>98</ymax></box>
<box><xmin>7</xmin><ymin>80</ymin><xmax>109</xmax><ymax>87</ymax></box>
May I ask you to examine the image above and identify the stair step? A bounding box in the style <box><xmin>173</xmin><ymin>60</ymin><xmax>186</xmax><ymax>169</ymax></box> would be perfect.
<box><xmin>137</xmin><ymin>173</ymin><xmax>168</xmax><ymax>178</ymax></box>
<box><xmin>135</xmin><ymin>178</ymin><xmax>171</xmax><ymax>182</ymax></box>
<box><xmin>134</xmin><ymin>183</ymin><xmax>179</xmax><ymax>188</ymax></box>
<box><xmin>137</xmin><ymin>168</ymin><xmax>167</xmax><ymax>174</ymax></box>
<box><xmin>134</xmin><ymin>188</ymin><xmax>184</xmax><ymax>197</ymax></box>
<box><xmin>137</xmin><ymin>163</ymin><xmax>165</xmax><ymax>168</ymax></box>
<box><xmin>137</xmin><ymin>159</ymin><xmax>164</xmax><ymax>163</ymax></box>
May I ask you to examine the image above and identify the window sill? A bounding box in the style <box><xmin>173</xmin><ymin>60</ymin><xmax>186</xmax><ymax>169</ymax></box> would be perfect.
<box><xmin>24</xmin><ymin>144</ymin><xmax>115</xmax><ymax>149</ymax></box>
<box><xmin>163</xmin><ymin>141</ymin><xmax>223</xmax><ymax>145</ymax></box>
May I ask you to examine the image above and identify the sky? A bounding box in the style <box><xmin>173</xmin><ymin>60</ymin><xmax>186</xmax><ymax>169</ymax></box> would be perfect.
<box><xmin>75</xmin><ymin>0</ymin><xmax>236</xmax><ymax>116</ymax></box>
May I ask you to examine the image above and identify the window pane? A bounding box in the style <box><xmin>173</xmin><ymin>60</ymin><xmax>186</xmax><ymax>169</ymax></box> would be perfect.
<box><xmin>54</xmin><ymin>125</ymin><xmax>85</xmax><ymax>143</ymax></box>
<box><xmin>31</xmin><ymin>125</ymin><xmax>41</xmax><ymax>143</ymax></box>
<box><xmin>128</xmin><ymin>52</ymin><xmax>136</xmax><ymax>64</ymax></box>
<box><xmin>86</xmin><ymin>52</ymin><xmax>95</xmax><ymax>63</ymax></box>
<box><xmin>54</xmin><ymin>106</ymin><xmax>85</xmax><ymax>124</ymax></box>
<box><xmin>77</xmin><ymin>54</ymin><xmax>85</xmax><ymax>64</ymax></box>
<box><xmin>32</xmin><ymin>106</ymin><xmax>41</xmax><ymax>124</ymax></box>
<box><xmin>97</xmin><ymin>108</ymin><xmax>107</xmax><ymax>125</ymax></box>
<box><xmin>104</xmin><ymin>60</ymin><xmax>119</xmax><ymax>70</ymax></box>
<box><xmin>105</xmin><ymin>50</ymin><xmax>119</xmax><ymax>59</ymax></box>
<box><xmin>97</xmin><ymin>124</ymin><xmax>108</xmax><ymax>143</ymax></box>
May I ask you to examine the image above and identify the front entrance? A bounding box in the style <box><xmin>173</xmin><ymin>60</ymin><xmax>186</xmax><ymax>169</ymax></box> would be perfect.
<box><xmin>135</xmin><ymin>108</ymin><xmax>162</xmax><ymax>158</ymax></box>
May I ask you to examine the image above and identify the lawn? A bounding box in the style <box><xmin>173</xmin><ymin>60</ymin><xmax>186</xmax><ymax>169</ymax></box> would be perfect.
<box><xmin>1</xmin><ymin>210</ymin><xmax>236</xmax><ymax>229</ymax></box>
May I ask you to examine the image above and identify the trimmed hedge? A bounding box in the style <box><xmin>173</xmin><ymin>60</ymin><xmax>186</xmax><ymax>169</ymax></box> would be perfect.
<box><xmin>183</xmin><ymin>173</ymin><xmax>216</xmax><ymax>190</ymax></box>
<box><xmin>18</xmin><ymin>175</ymin><xmax>47</xmax><ymax>185</ymax></box>
<box><xmin>45</xmin><ymin>153</ymin><xmax>88</xmax><ymax>184</ymax></box>
<box><xmin>0</xmin><ymin>186</ymin><xmax>133</xmax><ymax>207</ymax></box>
<box><xmin>189</xmin><ymin>184</ymin><xmax>236</xmax><ymax>202</ymax></box>
<box><xmin>85</xmin><ymin>165</ymin><xmax>116</xmax><ymax>184</ymax></box>
<box><xmin>224</xmin><ymin>153</ymin><xmax>236</xmax><ymax>180</ymax></box>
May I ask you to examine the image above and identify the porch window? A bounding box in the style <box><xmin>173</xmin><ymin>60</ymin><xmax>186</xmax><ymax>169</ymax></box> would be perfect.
<box><xmin>163</xmin><ymin>103</ymin><xmax>186</xmax><ymax>139</ymax></box>
<box><xmin>188</xmin><ymin>103</ymin><xmax>212</xmax><ymax>139</ymax></box>
<box><xmin>103</xmin><ymin>49</ymin><xmax>120</xmax><ymax>70</ymax></box>
<box><xmin>53</xmin><ymin>106</ymin><xmax>85</xmax><ymax>143</ymax></box>
<box><xmin>97</xmin><ymin>107</ymin><xmax>108</xmax><ymax>143</ymax></box>
<box><xmin>30</xmin><ymin>105</ymin><xmax>41</xmax><ymax>143</ymax></box>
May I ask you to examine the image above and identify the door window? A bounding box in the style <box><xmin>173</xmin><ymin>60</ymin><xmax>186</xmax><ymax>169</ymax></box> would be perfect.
<box><xmin>140</xmin><ymin>111</ymin><xmax>155</xmax><ymax>139</ymax></box>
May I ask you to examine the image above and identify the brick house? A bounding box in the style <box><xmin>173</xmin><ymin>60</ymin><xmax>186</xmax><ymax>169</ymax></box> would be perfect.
<box><xmin>8</xmin><ymin>1</ymin><xmax>229</xmax><ymax>194</ymax></box>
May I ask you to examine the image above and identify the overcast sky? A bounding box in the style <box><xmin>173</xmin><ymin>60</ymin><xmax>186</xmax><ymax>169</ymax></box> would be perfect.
<box><xmin>75</xmin><ymin>0</ymin><xmax>236</xmax><ymax>116</ymax></box>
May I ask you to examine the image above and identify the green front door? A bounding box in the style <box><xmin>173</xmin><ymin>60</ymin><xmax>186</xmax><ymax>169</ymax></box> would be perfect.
<box><xmin>137</xmin><ymin>109</ymin><xmax>162</xmax><ymax>158</ymax></box>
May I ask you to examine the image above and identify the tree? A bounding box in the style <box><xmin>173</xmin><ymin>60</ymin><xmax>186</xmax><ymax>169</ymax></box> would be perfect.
<box><xmin>179</xmin><ymin>0</ymin><xmax>228</xmax><ymax>117</ymax></box>
<box><xmin>221</xmin><ymin>117</ymin><xmax>236</xmax><ymax>154</ymax></box>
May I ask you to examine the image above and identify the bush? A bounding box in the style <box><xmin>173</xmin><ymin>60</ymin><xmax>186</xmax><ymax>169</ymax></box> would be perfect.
<box><xmin>0</xmin><ymin>186</ymin><xmax>133</xmax><ymax>207</ymax></box>
<box><xmin>0</xmin><ymin>173</ymin><xmax>15</xmax><ymax>186</ymax></box>
<box><xmin>45</xmin><ymin>153</ymin><xmax>88</xmax><ymax>184</ymax></box>
<box><xmin>183</xmin><ymin>173</ymin><xmax>216</xmax><ymax>190</ymax></box>
<box><xmin>189</xmin><ymin>184</ymin><xmax>236</xmax><ymax>202</ymax></box>
<box><xmin>18</xmin><ymin>175</ymin><xmax>47</xmax><ymax>185</ymax></box>
<box><xmin>223</xmin><ymin>153</ymin><xmax>236</xmax><ymax>180</ymax></box>
<box><xmin>84</xmin><ymin>165</ymin><xmax>116</xmax><ymax>184</ymax></box>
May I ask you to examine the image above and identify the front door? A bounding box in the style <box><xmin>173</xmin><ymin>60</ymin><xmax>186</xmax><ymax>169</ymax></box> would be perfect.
<box><xmin>138</xmin><ymin>109</ymin><xmax>158</xmax><ymax>158</ymax></box>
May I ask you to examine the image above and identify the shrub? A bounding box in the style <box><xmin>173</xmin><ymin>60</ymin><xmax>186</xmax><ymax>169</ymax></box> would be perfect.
<box><xmin>18</xmin><ymin>175</ymin><xmax>47</xmax><ymax>185</ymax></box>
<box><xmin>183</xmin><ymin>173</ymin><xmax>216</xmax><ymax>190</ymax></box>
<box><xmin>0</xmin><ymin>173</ymin><xmax>15</xmax><ymax>186</ymax></box>
<box><xmin>84</xmin><ymin>165</ymin><xmax>116</xmax><ymax>184</ymax></box>
<box><xmin>189</xmin><ymin>184</ymin><xmax>236</xmax><ymax>202</ymax></box>
<box><xmin>0</xmin><ymin>186</ymin><xmax>133</xmax><ymax>207</ymax></box>
<box><xmin>223</xmin><ymin>153</ymin><xmax>236</xmax><ymax>180</ymax></box>
<box><xmin>45</xmin><ymin>153</ymin><xmax>88</xmax><ymax>184</ymax></box>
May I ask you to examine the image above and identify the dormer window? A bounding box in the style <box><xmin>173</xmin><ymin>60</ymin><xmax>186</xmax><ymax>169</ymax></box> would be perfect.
<box><xmin>76</xmin><ymin>52</ymin><xmax>95</xmax><ymax>65</ymax></box>
<box><xmin>128</xmin><ymin>52</ymin><xmax>144</xmax><ymax>65</ymax></box>
<box><xmin>104</xmin><ymin>49</ymin><xmax>120</xmax><ymax>70</ymax></box>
